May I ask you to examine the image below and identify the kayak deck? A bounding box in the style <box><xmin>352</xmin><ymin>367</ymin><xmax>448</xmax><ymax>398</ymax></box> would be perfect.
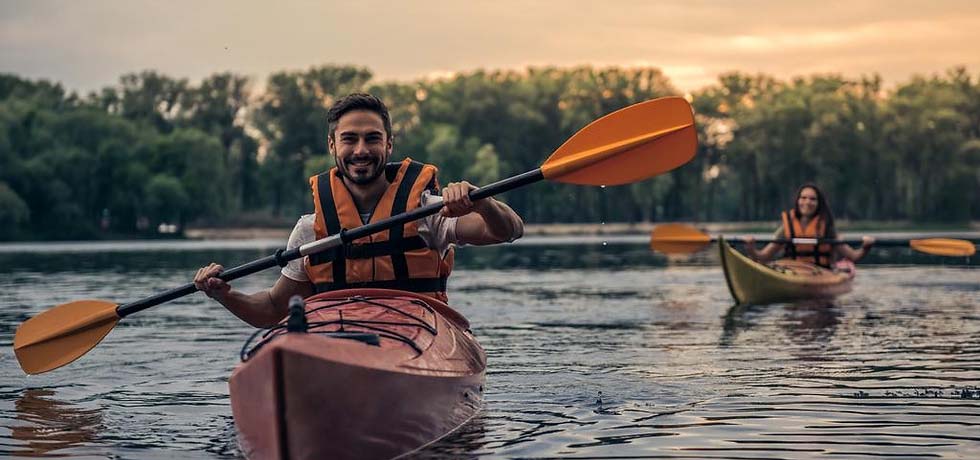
<box><xmin>229</xmin><ymin>289</ymin><xmax>486</xmax><ymax>460</ymax></box>
<box><xmin>719</xmin><ymin>236</ymin><xmax>855</xmax><ymax>305</ymax></box>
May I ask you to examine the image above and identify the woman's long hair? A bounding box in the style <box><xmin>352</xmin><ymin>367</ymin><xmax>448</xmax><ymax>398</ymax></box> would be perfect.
<box><xmin>792</xmin><ymin>183</ymin><xmax>836</xmax><ymax>237</ymax></box>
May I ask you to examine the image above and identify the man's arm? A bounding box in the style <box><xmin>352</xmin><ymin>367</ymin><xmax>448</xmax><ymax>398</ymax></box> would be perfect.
<box><xmin>194</xmin><ymin>264</ymin><xmax>314</xmax><ymax>328</ymax></box>
<box><xmin>439</xmin><ymin>181</ymin><xmax>524</xmax><ymax>245</ymax></box>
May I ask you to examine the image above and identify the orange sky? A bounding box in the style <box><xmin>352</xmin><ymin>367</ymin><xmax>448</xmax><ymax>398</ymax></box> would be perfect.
<box><xmin>2</xmin><ymin>0</ymin><xmax>979</xmax><ymax>94</ymax></box>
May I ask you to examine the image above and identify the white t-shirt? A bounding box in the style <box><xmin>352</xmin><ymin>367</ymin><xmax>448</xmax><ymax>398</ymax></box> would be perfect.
<box><xmin>281</xmin><ymin>192</ymin><xmax>458</xmax><ymax>282</ymax></box>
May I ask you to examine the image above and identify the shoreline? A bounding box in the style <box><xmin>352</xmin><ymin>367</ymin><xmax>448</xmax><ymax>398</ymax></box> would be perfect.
<box><xmin>182</xmin><ymin>221</ymin><xmax>980</xmax><ymax>241</ymax></box>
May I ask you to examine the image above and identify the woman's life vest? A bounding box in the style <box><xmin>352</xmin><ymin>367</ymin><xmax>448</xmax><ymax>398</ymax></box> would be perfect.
<box><xmin>303</xmin><ymin>158</ymin><xmax>455</xmax><ymax>302</ymax></box>
<box><xmin>781</xmin><ymin>210</ymin><xmax>833</xmax><ymax>268</ymax></box>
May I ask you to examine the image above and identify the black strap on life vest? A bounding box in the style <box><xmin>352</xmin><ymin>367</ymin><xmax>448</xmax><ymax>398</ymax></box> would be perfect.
<box><xmin>348</xmin><ymin>236</ymin><xmax>428</xmax><ymax>259</ymax></box>
<box><xmin>786</xmin><ymin>215</ymin><xmax>798</xmax><ymax>259</ymax></box>
<box><xmin>388</xmin><ymin>161</ymin><xmax>424</xmax><ymax>281</ymax></box>
<box><xmin>309</xmin><ymin>235</ymin><xmax>428</xmax><ymax>264</ymax></box>
<box><xmin>310</xmin><ymin>170</ymin><xmax>347</xmax><ymax>282</ymax></box>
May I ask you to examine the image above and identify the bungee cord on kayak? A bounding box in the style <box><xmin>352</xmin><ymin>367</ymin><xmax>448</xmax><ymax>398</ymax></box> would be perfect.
<box><xmin>241</xmin><ymin>295</ymin><xmax>438</xmax><ymax>361</ymax></box>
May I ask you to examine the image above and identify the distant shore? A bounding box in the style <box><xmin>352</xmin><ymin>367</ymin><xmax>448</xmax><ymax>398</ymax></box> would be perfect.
<box><xmin>183</xmin><ymin>221</ymin><xmax>980</xmax><ymax>240</ymax></box>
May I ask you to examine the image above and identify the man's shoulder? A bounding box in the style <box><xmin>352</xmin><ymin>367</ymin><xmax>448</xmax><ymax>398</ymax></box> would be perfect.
<box><xmin>292</xmin><ymin>213</ymin><xmax>315</xmax><ymax>230</ymax></box>
<box><xmin>293</xmin><ymin>214</ymin><xmax>316</xmax><ymax>240</ymax></box>
<box><xmin>286</xmin><ymin>214</ymin><xmax>316</xmax><ymax>248</ymax></box>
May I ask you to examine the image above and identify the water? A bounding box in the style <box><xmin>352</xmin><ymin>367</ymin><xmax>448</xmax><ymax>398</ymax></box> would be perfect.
<box><xmin>1</xmin><ymin>237</ymin><xmax>978</xmax><ymax>459</ymax></box>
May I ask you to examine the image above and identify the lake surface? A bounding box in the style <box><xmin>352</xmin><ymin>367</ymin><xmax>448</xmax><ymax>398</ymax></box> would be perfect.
<box><xmin>1</xmin><ymin>236</ymin><xmax>978</xmax><ymax>459</ymax></box>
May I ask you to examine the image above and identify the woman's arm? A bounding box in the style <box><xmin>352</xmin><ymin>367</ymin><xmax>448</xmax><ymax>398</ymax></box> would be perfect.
<box><xmin>836</xmin><ymin>236</ymin><xmax>875</xmax><ymax>262</ymax></box>
<box><xmin>743</xmin><ymin>237</ymin><xmax>784</xmax><ymax>263</ymax></box>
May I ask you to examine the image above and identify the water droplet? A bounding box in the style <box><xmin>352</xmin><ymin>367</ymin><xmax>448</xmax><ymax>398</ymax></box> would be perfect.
<box><xmin>600</xmin><ymin>185</ymin><xmax>606</xmax><ymax>189</ymax></box>
<box><xmin>602</xmin><ymin>241</ymin><xmax>608</xmax><ymax>246</ymax></box>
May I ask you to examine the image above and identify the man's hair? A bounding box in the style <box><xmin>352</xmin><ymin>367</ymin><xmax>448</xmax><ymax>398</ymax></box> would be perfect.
<box><xmin>326</xmin><ymin>93</ymin><xmax>392</xmax><ymax>140</ymax></box>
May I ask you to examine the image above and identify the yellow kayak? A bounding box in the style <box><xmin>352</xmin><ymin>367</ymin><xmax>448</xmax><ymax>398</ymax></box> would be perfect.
<box><xmin>718</xmin><ymin>236</ymin><xmax>855</xmax><ymax>305</ymax></box>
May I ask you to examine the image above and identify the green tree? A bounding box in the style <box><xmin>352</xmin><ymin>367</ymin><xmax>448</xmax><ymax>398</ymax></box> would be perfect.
<box><xmin>0</xmin><ymin>182</ymin><xmax>29</xmax><ymax>239</ymax></box>
<box><xmin>93</xmin><ymin>71</ymin><xmax>188</xmax><ymax>133</ymax></box>
<box><xmin>145</xmin><ymin>174</ymin><xmax>189</xmax><ymax>226</ymax></box>
<box><xmin>145</xmin><ymin>129</ymin><xmax>229</xmax><ymax>226</ymax></box>
<box><xmin>180</xmin><ymin>72</ymin><xmax>259</xmax><ymax>210</ymax></box>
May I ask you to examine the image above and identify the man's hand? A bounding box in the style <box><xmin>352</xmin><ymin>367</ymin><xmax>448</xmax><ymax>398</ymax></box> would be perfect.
<box><xmin>440</xmin><ymin>181</ymin><xmax>484</xmax><ymax>218</ymax></box>
<box><xmin>194</xmin><ymin>263</ymin><xmax>231</xmax><ymax>301</ymax></box>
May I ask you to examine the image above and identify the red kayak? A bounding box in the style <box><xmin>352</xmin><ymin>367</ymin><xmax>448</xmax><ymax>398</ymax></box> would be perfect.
<box><xmin>229</xmin><ymin>289</ymin><xmax>486</xmax><ymax>460</ymax></box>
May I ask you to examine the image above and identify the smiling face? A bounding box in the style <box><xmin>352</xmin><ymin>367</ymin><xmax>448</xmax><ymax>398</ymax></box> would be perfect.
<box><xmin>328</xmin><ymin>109</ymin><xmax>393</xmax><ymax>186</ymax></box>
<box><xmin>796</xmin><ymin>186</ymin><xmax>820</xmax><ymax>218</ymax></box>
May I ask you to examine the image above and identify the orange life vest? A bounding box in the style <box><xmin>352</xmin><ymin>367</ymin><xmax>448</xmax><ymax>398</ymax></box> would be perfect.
<box><xmin>781</xmin><ymin>210</ymin><xmax>833</xmax><ymax>268</ymax></box>
<box><xmin>304</xmin><ymin>158</ymin><xmax>454</xmax><ymax>302</ymax></box>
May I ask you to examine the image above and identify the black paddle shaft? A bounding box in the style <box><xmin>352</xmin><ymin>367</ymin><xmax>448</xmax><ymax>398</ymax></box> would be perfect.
<box><xmin>115</xmin><ymin>169</ymin><xmax>545</xmax><ymax>318</ymax></box>
<box><xmin>734</xmin><ymin>238</ymin><xmax>875</xmax><ymax>246</ymax></box>
<box><xmin>733</xmin><ymin>238</ymin><xmax>970</xmax><ymax>247</ymax></box>
<box><xmin>342</xmin><ymin>169</ymin><xmax>543</xmax><ymax>241</ymax></box>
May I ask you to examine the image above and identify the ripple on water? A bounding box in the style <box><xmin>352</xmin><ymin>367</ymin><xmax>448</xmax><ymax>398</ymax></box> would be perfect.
<box><xmin>1</xmin><ymin>243</ymin><xmax>979</xmax><ymax>458</ymax></box>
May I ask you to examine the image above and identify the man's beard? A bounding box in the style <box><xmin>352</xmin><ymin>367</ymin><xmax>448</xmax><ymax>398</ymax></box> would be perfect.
<box><xmin>338</xmin><ymin>155</ymin><xmax>386</xmax><ymax>185</ymax></box>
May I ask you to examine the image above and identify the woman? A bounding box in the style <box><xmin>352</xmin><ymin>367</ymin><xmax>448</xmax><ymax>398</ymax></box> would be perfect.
<box><xmin>744</xmin><ymin>183</ymin><xmax>874</xmax><ymax>267</ymax></box>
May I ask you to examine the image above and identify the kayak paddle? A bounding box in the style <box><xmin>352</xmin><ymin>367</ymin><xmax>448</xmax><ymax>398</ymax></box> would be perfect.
<box><xmin>15</xmin><ymin>96</ymin><xmax>698</xmax><ymax>375</ymax></box>
<box><xmin>650</xmin><ymin>223</ymin><xmax>977</xmax><ymax>257</ymax></box>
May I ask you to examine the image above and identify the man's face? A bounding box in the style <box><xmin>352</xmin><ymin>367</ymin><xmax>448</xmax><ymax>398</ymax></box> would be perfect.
<box><xmin>329</xmin><ymin>110</ymin><xmax>392</xmax><ymax>185</ymax></box>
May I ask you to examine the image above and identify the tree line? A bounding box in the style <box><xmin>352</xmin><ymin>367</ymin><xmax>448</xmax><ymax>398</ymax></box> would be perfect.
<box><xmin>0</xmin><ymin>65</ymin><xmax>977</xmax><ymax>240</ymax></box>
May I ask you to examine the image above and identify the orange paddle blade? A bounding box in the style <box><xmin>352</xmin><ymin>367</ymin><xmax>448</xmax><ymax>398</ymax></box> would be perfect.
<box><xmin>909</xmin><ymin>238</ymin><xmax>976</xmax><ymax>257</ymax></box>
<box><xmin>649</xmin><ymin>223</ymin><xmax>713</xmax><ymax>254</ymax></box>
<box><xmin>541</xmin><ymin>97</ymin><xmax>697</xmax><ymax>185</ymax></box>
<box><xmin>14</xmin><ymin>300</ymin><xmax>119</xmax><ymax>375</ymax></box>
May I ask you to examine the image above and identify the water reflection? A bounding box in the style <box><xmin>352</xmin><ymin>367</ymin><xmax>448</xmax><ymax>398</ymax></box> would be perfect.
<box><xmin>410</xmin><ymin>414</ymin><xmax>489</xmax><ymax>459</ymax></box>
<box><xmin>9</xmin><ymin>388</ymin><xmax>103</xmax><ymax>457</ymax></box>
<box><xmin>720</xmin><ymin>303</ymin><xmax>760</xmax><ymax>346</ymax></box>
<box><xmin>720</xmin><ymin>301</ymin><xmax>842</xmax><ymax>346</ymax></box>
<box><xmin>783</xmin><ymin>301</ymin><xmax>841</xmax><ymax>344</ymax></box>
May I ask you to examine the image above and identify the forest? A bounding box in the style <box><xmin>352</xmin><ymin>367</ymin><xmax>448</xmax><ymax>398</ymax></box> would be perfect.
<box><xmin>1</xmin><ymin>65</ymin><xmax>977</xmax><ymax>240</ymax></box>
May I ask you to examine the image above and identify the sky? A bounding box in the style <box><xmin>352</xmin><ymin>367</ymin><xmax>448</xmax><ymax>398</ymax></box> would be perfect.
<box><xmin>2</xmin><ymin>0</ymin><xmax>979</xmax><ymax>94</ymax></box>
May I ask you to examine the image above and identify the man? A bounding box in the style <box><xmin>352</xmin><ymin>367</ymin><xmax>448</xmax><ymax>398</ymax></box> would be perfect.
<box><xmin>194</xmin><ymin>93</ymin><xmax>524</xmax><ymax>327</ymax></box>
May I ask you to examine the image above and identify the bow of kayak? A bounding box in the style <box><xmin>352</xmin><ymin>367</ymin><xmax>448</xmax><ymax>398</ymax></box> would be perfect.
<box><xmin>719</xmin><ymin>236</ymin><xmax>855</xmax><ymax>306</ymax></box>
<box><xmin>229</xmin><ymin>288</ymin><xmax>486</xmax><ymax>460</ymax></box>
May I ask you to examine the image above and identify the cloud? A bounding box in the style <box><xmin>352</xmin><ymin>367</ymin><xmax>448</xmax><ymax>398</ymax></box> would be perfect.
<box><xmin>1</xmin><ymin>0</ymin><xmax>978</xmax><ymax>93</ymax></box>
